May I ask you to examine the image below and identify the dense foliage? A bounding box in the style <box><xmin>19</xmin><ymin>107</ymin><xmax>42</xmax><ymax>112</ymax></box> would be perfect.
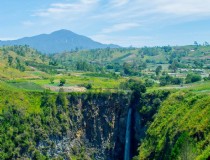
<box><xmin>53</xmin><ymin>45</ymin><xmax>210</xmax><ymax>77</ymax></box>
<box><xmin>0</xmin><ymin>88</ymin><xmax>71</xmax><ymax>159</ymax></box>
<box><xmin>138</xmin><ymin>91</ymin><xmax>210</xmax><ymax>160</ymax></box>
<box><xmin>0</xmin><ymin>84</ymin><xmax>131</xmax><ymax>159</ymax></box>
<box><xmin>0</xmin><ymin>44</ymin><xmax>210</xmax><ymax>160</ymax></box>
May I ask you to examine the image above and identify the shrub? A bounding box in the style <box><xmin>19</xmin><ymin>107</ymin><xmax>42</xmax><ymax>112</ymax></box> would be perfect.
<box><xmin>145</xmin><ymin>79</ymin><xmax>155</xmax><ymax>87</ymax></box>
<box><xmin>50</xmin><ymin>77</ymin><xmax>55</xmax><ymax>84</ymax></box>
<box><xmin>59</xmin><ymin>78</ymin><xmax>66</xmax><ymax>86</ymax></box>
<box><xmin>185</xmin><ymin>73</ymin><xmax>201</xmax><ymax>83</ymax></box>
<box><xmin>85</xmin><ymin>83</ymin><xmax>92</xmax><ymax>89</ymax></box>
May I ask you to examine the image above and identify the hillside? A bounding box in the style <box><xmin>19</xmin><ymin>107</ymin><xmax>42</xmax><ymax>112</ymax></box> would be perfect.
<box><xmin>0</xmin><ymin>77</ymin><xmax>209</xmax><ymax>159</ymax></box>
<box><xmin>137</xmin><ymin>91</ymin><xmax>210</xmax><ymax>160</ymax></box>
<box><xmin>0</xmin><ymin>44</ymin><xmax>209</xmax><ymax>159</ymax></box>
<box><xmin>0</xmin><ymin>30</ymin><xmax>119</xmax><ymax>54</ymax></box>
<box><xmin>53</xmin><ymin>45</ymin><xmax>210</xmax><ymax>79</ymax></box>
<box><xmin>0</xmin><ymin>46</ymin><xmax>51</xmax><ymax>80</ymax></box>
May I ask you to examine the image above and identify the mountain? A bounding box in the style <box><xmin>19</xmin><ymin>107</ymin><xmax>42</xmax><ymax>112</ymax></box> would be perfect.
<box><xmin>0</xmin><ymin>29</ymin><xmax>120</xmax><ymax>54</ymax></box>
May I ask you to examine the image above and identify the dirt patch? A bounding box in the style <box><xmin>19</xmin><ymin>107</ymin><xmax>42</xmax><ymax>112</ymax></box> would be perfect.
<box><xmin>44</xmin><ymin>85</ymin><xmax>86</xmax><ymax>92</ymax></box>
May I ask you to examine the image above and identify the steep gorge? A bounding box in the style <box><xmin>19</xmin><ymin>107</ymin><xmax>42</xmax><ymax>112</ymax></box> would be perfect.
<box><xmin>0</xmin><ymin>85</ymin><xmax>170</xmax><ymax>160</ymax></box>
<box><xmin>0</xmin><ymin>90</ymin><xmax>132</xmax><ymax>159</ymax></box>
<box><xmin>62</xmin><ymin>92</ymin><xmax>131</xmax><ymax>159</ymax></box>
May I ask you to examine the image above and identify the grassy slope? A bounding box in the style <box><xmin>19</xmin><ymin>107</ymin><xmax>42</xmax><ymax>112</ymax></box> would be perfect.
<box><xmin>0</xmin><ymin>63</ymin><xmax>29</xmax><ymax>79</ymax></box>
<box><xmin>138</xmin><ymin>90</ymin><xmax>210</xmax><ymax>160</ymax></box>
<box><xmin>148</xmin><ymin>80</ymin><xmax>210</xmax><ymax>94</ymax></box>
<box><xmin>0</xmin><ymin>80</ymin><xmax>124</xmax><ymax>159</ymax></box>
<box><xmin>0</xmin><ymin>81</ymin><xmax>42</xmax><ymax>114</ymax></box>
<box><xmin>27</xmin><ymin>73</ymin><xmax>126</xmax><ymax>91</ymax></box>
<box><xmin>54</xmin><ymin>45</ymin><xmax>210</xmax><ymax>65</ymax></box>
<box><xmin>0</xmin><ymin>45</ymin><xmax>210</xmax><ymax>159</ymax></box>
<box><xmin>0</xmin><ymin>46</ymin><xmax>50</xmax><ymax>80</ymax></box>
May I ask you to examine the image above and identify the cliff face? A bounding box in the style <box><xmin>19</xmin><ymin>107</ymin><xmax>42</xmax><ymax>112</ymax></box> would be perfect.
<box><xmin>0</xmin><ymin>88</ymin><xmax>170</xmax><ymax>160</ymax></box>
<box><xmin>43</xmin><ymin>90</ymin><xmax>166</xmax><ymax>160</ymax></box>
<box><xmin>80</xmin><ymin>94</ymin><xmax>129</xmax><ymax>159</ymax></box>
<box><xmin>38</xmin><ymin>93</ymin><xmax>131</xmax><ymax>160</ymax></box>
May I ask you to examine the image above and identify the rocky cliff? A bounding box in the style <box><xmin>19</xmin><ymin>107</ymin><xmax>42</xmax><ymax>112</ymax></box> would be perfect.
<box><xmin>0</xmin><ymin>88</ymin><xmax>170</xmax><ymax>160</ymax></box>
<box><xmin>37</xmin><ymin>92</ymin><xmax>131</xmax><ymax>160</ymax></box>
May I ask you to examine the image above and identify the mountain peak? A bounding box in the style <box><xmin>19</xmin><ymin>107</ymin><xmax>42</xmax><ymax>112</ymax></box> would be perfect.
<box><xmin>0</xmin><ymin>30</ymin><xmax>120</xmax><ymax>54</ymax></box>
<box><xmin>51</xmin><ymin>29</ymin><xmax>74</xmax><ymax>35</ymax></box>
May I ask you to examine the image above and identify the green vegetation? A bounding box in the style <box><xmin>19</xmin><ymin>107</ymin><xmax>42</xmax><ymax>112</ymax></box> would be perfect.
<box><xmin>0</xmin><ymin>85</ymin><xmax>70</xmax><ymax>159</ymax></box>
<box><xmin>8</xmin><ymin>81</ymin><xmax>44</xmax><ymax>91</ymax></box>
<box><xmin>53</xmin><ymin>45</ymin><xmax>210</xmax><ymax>79</ymax></box>
<box><xmin>0</xmin><ymin>45</ymin><xmax>210</xmax><ymax>159</ymax></box>
<box><xmin>138</xmin><ymin>91</ymin><xmax>210</xmax><ymax>160</ymax></box>
<box><xmin>186</xmin><ymin>73</ymin><xmax>202</xmax><ymax>83</ymax></box>
<box><xmin>59</xmin><ymin>78</ymin><xmax>66</xmax><ymax>86</ymax></box>
<box><xmin>1</xmin><ymin>44</ymin><xmax>210</xmax><ymax>91</ymax></box>
<box><xmin>0</xmin><ymin>82</ymin><xmax>131</xmax><ymax>159</ymax></box>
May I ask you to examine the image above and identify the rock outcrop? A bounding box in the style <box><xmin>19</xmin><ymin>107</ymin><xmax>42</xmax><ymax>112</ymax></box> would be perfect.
<box><xmin>38</xmin><ymin>92</ymin><xmax>132</xmax><ymax>160</ymax></box>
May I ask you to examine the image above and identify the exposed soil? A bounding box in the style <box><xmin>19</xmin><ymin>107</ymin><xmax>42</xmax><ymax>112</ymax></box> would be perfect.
<box><xmin>44</xmin><ymin>85</ymin><xmax>86</xmax><ymax>92</ymax></box>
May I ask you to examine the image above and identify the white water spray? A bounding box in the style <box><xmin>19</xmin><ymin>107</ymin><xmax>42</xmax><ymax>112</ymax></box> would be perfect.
<box><xmin>124</xmin><ymin>108</ymin><xmax>132</xmax><ymax>160</ymax></box>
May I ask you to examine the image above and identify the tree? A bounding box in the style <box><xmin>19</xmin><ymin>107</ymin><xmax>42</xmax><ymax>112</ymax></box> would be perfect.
<box><xmin>168</xmin><ymin>61</ymin><xmax>178</xmax><ymax>73</ymax></box>
<box><xmin>130</xmin><ymin>80</ymin><xmax>146</xmax><ymax>107</ymax></box>
<box><xmin>204</xmin><ymin>41</ymin><xmax>209</xmax><ymax>46</ymax></box>
<box><xmin>15</xmin><ymin>57</ymin><xmax>25</xmax><ymax>72</ymax></box>
<box><xmin>159</xmin><ymin>75</ymin><xmax>173</xmax><ymax>86</ymax></box>
<box><xmin>49</xmin><ymin>60</ymin><xmax>58</xmax><ymax>66</ymax></box>
<box><xmin>194</xmin><ymin>61</ymin><xmax>203</xmax><ymax>68</ymax></box>
<box><xmin>8</xmin><ymin>56</ymin><xmax>13</xmax><ymax>66</ymax></box>
<box><xmin>172</xmin><ymin>77</ymin><xmax>183</xmax><ymax>85</ymax></box>
<box><xmin>194</xmin><ymin>41</ymin><xmax>198</xmax><ymax>46</ymax></box>
<box><xmin>203</xmin><ymin>74</ymin><xmax>210</xmax><ymax>81</ymax></box>
<box><xmin>185</xmin><ymin>73</ymin><xmax>201</xmax><ymax>83</ymax></box>
<box><xmin>59</xmin><ymin>78</ymin><xmax>66</xmax><ymax>86</ymax></box>
<box><xmin>145</xmin><ymin>79</ymin><xmax>154</xmax><ymax>87</ymax></box>
<box><xmin>163</xmin><ymin>46</ymin><xmax>172</xmax><ymax>52</ymax></box>
<box><xmin>194</xmin><ymin>41</ymin><xmax>199</xmax><ymax>50</ymax></box>
<box><xmin>123</xmin><ymin>62</ymin><xmax>132</xmax><ymax>75</ymax></box>
<box><xmin>155</xmin><ymin>65</ymin><xmax>162</xmax><ymax>76</ymax></box>
<box><xmin>50</xmin><ymin>77</ymin><xmax>55</xmax><ymax>84</ymax></box>
<box><xmin>85</xmin><ymin>83</ymin><xmax>92</xmax><ymax>89</ymax></box>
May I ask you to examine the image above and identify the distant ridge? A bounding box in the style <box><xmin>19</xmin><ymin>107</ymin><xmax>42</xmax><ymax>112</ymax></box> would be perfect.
<box><xmin>0</xmin><ymin>29</ymin><xmax>120</xmax><ymax>54</ymax></box>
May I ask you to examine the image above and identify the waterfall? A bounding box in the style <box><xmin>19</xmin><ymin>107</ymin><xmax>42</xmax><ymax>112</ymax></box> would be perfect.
<box><xmin>124</xmin><ymin>108</ymin><xmax>132</xmax><ymax>160</ymax></box>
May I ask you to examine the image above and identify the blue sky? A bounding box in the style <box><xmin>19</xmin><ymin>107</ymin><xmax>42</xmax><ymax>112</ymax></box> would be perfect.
<box><xmin>1</xmin><ymin>0</ymin><xmax>210</xmax><ymax>47</ymax></box>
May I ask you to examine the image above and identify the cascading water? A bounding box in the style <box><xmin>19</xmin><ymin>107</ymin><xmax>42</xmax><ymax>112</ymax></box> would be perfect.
<box><xmin>124</xmin><ymin>108</ymin><xmax>132</xmax><ymax>160</ymax></box>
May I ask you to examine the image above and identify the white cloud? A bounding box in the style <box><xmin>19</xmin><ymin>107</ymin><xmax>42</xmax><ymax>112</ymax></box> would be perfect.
<box><xmin>34</xmin><ymin>0</ymin><xmax>98</xmax><ymax>19</ymax></box>
<box><xmin>33</xmin><ymin>0</ymin><xmax>210</xmax><ymax>26</ymax></box>
<box><xmin>154</xmin><ymin>0</ymin><xmax>210</xmax><ymax>16</ymax></box>
<box><xmin>94</xmin><ymin>0</ymin><xmax>210</xmax><ymax>22</ymax></box>
<box><xmin>25</xmin><ymin>0</ymin><xmax>210</xmax><ymax>46</ymax></box>
<box><xmin>110</xmin><ymin>0</ymin><xmax>129</xmax><ymax>7</ymax></box>
<box><xmin>90</xmin><ymin>0</ymin><xmax>210</xmax><ymax>36</ymax></box>
<box><xmin>101</xmin><ymin>23</ymin><xmax>140</xmax><ymax>33</ymax></box>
